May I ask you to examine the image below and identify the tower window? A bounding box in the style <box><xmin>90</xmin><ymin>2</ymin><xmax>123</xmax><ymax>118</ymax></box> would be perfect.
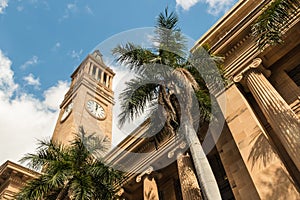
<box><xmin>91</xmin><ymin>65</ymin><xmax>97</xmax><ymax>77</ymax></box>
<box><xmin>103</xmin><ymin>73</ymin><xmax>107</xmax><ymax>85</ymax></box>
<box><xmin>97</xmin><ymin>69</ymin><xmax>102</xmax><ymax>81</ymax></box>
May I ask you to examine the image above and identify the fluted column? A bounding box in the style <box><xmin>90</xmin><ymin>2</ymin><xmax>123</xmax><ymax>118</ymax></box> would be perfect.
<box><xmin>177</xmin><ymin>153</ymin><xmax>203</xmax><ymax>200</ymax></box>
<box><xmin>234</xmin><ymin>58</ymin><xmax>300</xmax><ymax>170</ymax></box>
<box><xmin>143</xmin><ymin>176</ymin><xmax>159</xmax><ymax>200</ymax></box>
<box><xmin>136</xmin><ymin>166</ymin><xmax>159</xmax><ymax>200</ymax></box>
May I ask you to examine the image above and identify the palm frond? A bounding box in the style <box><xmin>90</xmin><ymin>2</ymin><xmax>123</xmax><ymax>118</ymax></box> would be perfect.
<box><xmin>195</xmin><ymin>90</ymin><xmax>212</xmax><ymax>122</ymax></box>
<box><xmin>118</xmin><ymin>77</ymin><xmax>159</xmax><ymax>127</ymax></box>
<box><xmin>112</xmin><ymin>43</ymin><xmax>157</xmax><ymax>74</ymax></box>
<box><xmin>74</xmin><ymin>126</ymin><xmax>110</xmax><ymax>159</ymax></box>
<box><xmin>188</xmin><ymin>47</ymin><xmax>226</xmax><ymax>93</ymax></box>
<box><xmin>252</xmin><ymin>0</ymin><xmax>299</xmax><ymax>50</ymax></box>
<box><xmin>156</xmin><ymin>7</ymin><xmax>179</xmax><ymax>31</ymax></box>
<box><xmin>16</xmin><ymin>174</ymin><xmax>55</xmax><ymax>200</ymax></box>
<box><xmin>153</xmin><ymin>8</ymin><xmax>187</xmax><ymax>62</ymax></box>
<box><xmin>17</xmin><ymin>127</ymin><xmax>122</xmax><ymax>200</ymax></box>
<box><xmin>19</xmin><ymin>139</ymin><xmax>67</xmax><ymax>171</ymax></box>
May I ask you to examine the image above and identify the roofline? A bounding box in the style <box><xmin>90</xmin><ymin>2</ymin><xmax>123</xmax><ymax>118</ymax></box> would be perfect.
<box><xmin>71</xmin><ymin>54</ymin><xmax>115</xmax><ymax>79</ymax></box>
<box><xmin>191</xmin><ymin>0</ymin><xmax>271</xmax><ymax>52</ymax></box>
<box><xmin>0</xmin><ymin>160</ymin><xmax>40</xmax><ymax>177</ymax></box>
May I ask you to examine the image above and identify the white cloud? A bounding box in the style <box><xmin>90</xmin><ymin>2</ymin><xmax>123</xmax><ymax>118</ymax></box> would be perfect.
<box><xmin>55</xmin><ymin>42</ymin><xmax>61</xmax><ymax>48</ymax></box>
<box><xmin>205</xmin><ymin>0</ymin><xmax>235</xmax><ymax>15</ymax></box>
<box><xmin>109</xmin><ymin>64</ymin><xmax>152</xmax><ymax>146</ymax></box>
<box><xmin>20</xmin><ymin>55</ymin><xmax>39</xmax><ymax>70</ymax></box>
<box><xmin>67</xmin><ymin>3</ymin><xmax>77</xmax><ymax>12</ymax></box>
<box><xmin>27</xmin><ymin>0</ymin><xmax>49</xmax><ymax>10</ymax></box>
<box><xmin>70</xmin><ymin>49</ymin><xmax>83</xmax><ymax>60</ymax></box>
<box><xmin>61</xmin><ymin>3</ymin><xmax>78</xmax><ymax>20</ymax></box>
<box><xmin>0</xmin><ymin>0</ymin><xmax>8</xmax><ymax>14</ymax></box>
<box><xmin>110</xmin><ymin>65</ymin><xmax>135</xmax><ymax>146</ymax></box>
<box><xmin>176</xmin><ymin>0</ymin><xmax>236</xmax><ymax>15</ymax></box>
<box><xmin>176</xmin><ymin>0</ymin><xmax>199</xmax><ymax>11</ymax></box>
<box><xmin>0</xmin><ymin>50</ymin><xmax>69</xmax><ymax>165</ymax></box>
<box><xmin>23</xmin><ymin>73</ymin><xmax>40</xmax><ymax>87</ymax></box>
<box><xmin>60</xmin><ymin>2</ymin><xmax>95</xmax><ymax>21</ymax></box>
<box><xmin>16</xmin><ymin>5</ymin><xmax>23</xmax><ymax>12</ymax></box>
<box><xmin>43</xmin><ymin>80</ymin><xmax>69</xmax><ymax>110</ymax></box>
<box><xmin>51</xmin><ymin>42</ymin><xmax>61</xmax><ymax>51</ymax></box>
<box><xmin>85</xmin><ymin>5</ymin><xmax>93</xmax><ymax>15</ymax></box>
<box><xmin>0</xmin><ymin>50</ymin><xmax>18</xmax><ymax>100</ymax></box>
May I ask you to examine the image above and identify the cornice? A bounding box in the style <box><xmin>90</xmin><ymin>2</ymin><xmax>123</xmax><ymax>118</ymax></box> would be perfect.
<box><xmin>104</xmin><ymin>119</ymin><xmax>150</xmax><ymax>163</ymax></box>
<box><xmin>60</xmin><ymin>73</ymin><xmax>115</xmax><ymax>108</ymax></box>
<box><xmin>0</xmin><ymin>160</ymin><xmax>40</xmax><ymax>178</ymax></box>
<box><xmin>109</xmin><ymin>135</ymin><xmax>185</xmax><ymax>187</ymax></box>
<box><xmin>224</xmin><ymin>14</ymin><xmax>300</xmax><ymax>80</ymax></box>
<box><xmin>70</xmin><ymin>53</ymin><xmax>115</xmax><ymax>79</ymax></box>
<box><xmin>88</xmin><ymin>54</ymin><xmax>115</xmax><ymax>76</ymax></box>
<box><xmin>192</xmin><ymin>0</ymin><xmax>271</xmax><ymax>53</ymax></box>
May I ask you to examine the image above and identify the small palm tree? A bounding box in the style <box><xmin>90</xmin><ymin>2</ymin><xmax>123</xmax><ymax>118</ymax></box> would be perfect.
<box><xmin>113</xmin><ymin>8</ymin><xmax>224</xmax><ymax>200</ymax></box>
<box><xmin>16</xmin><ymin>126</ymin><xmax>122</xmax><ymax>200</ymax></box>
<box><xmin>252</xmin><ymin>0</ymin><xmax>299</xmax><ymax>50</ymax></box>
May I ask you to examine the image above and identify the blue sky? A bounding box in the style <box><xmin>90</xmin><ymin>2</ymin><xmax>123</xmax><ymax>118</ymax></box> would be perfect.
<box><xmin>0</xmin><ymin>0</ymin><xmax>237</xmax><ymax>165</ymax></box>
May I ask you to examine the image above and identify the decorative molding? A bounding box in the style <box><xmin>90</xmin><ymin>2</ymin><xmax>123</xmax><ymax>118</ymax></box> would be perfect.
<box><xmin>167</xmin><ymin>141</ymin><xmax>187</xmax><ymax>158</ymax></box>
<box><xmin>116</xmin><ymin>188</ymin><xmax>124</xmax><ymax>196</ymax></box>
<box><xmin>233</xmin><ymin>58</ymin><xmax>271</xmax><ymax>84</ymax></box>
<box><xmin>225</xmin><ymin>33</ymin><xmax>252</xmax><ymax>58</ymax></box>
<box><xmin>136</xmin><ymin>166</ymin><xmax>153</xmax><ymax>183</ymax></box>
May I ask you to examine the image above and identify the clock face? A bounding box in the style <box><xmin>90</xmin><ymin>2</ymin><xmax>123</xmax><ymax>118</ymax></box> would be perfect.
<box><xmin>86</xmin><ymin>100</ymin><xmax>106</xmax><ymax>119</ymax></box>
<box><xmin>60</xmin><ymin>102</ymin><xmax>73</xmax><ymax>122</ymax></box>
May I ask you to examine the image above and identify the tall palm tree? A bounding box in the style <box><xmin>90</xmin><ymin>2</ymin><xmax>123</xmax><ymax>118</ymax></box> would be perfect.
<box><xmin>112</xmin><ymin>8</ymin><xmax>224</xmax><ymax>200</ymax></box>
<box><xmin>16</xmin><ymin>126</ymin><xmax>122</xmax><ymax>200</ymax></box>
<box><xmin>252</xmin><ymin>0</ymin><xmax>299</xmax><ymax>50</ymax></box>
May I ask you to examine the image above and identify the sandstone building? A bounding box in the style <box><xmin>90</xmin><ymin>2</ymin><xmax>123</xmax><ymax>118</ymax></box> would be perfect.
<box><xmin>0</xmin><ymin>161</ymin><xmax>39</xmax><ymax>199</ymax></box>
<box><xmin>1</xmin><ymin>0</ymin><xmax>299</xmax><ymax>199</ymax></box>
<box><xmin>105</xmin><ymin>0</ymin><xmax>300</xmax><ymax>199</ymax></box>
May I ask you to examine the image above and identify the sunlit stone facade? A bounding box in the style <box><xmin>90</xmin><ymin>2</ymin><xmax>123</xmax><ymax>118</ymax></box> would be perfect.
<box><xmin>107</xmin><ymin>0</ymin><xmax>300</xmax><ymax>199</ymax></box>
<box><xmin>1</xmin><ymin>0</ymin><xmax>299</xmax><ymax>199</ymax></box>
<box><xmin>0</xmin><ymin>161</ymin><xmax>39</xmax><ymax>199</ymax></box>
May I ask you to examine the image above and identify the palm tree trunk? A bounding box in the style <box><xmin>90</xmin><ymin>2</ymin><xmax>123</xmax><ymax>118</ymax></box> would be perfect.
<box><xmin>183</xmin><ymin>123</ymin><xmax>222</xmax><ymax>200</ymax></box>
<box><xmin>56</xmin><ymin>182</ymin><xmax>70</xmax><ymax>200</ymax></box>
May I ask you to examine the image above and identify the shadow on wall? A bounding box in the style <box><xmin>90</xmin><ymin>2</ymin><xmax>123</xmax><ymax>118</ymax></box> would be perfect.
<box><xmin>262</xmin><ymin>168</ymin><xmax>298</xmax><ymax>199</ymax></box>
<box><xmin>247</xmin><ymin>132</ymin><xmax>276</xmax><ymax>169</ymax></box>
<box><xmin>247</xmin><ymin>131</ymin><xmax>299</xmax><ymax>199</ymax></box>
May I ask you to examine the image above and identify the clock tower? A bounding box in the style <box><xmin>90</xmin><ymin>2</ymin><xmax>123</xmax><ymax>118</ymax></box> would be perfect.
<box><xmin>52</xmin><ymin>50</ymin><xmax>115</xmax><ymax>146</ymax></box>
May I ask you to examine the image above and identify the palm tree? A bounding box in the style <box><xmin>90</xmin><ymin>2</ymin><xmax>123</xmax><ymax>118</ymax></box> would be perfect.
<box><xmin>251</xmin><ymin>0</ymin><xmax>299</xmax><ymax>50</ymax></box>
<box><xmin>112</xmin><ymin>8</ymin><xmax>224</xmax><ymax>200</ymax></box>
<box><xmin>16</xmin><ymin>126</ymin><xmax>122</xmax><ymax>200</ymax></box>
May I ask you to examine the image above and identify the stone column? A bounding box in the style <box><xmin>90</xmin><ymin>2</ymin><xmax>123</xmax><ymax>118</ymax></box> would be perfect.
<box><xmin>136</xmin><ymin>166</ymin><xmax>159</xmax><ymax>200</ymax></box>
<box><xmin>143</xmin><ymin>176</ymin><xmax>159</xmax><ymax>200</ymax></box>
<box><xmin>106</xmin><ymin>75</ymin><xmax>110</xmax><ymax>87</ymax></box>
<box><xmin>100</xmin><ymin>71</ymin><xmax>104</xmax><ymax>84</ymax></box>
<box><xmin>177</xmin><ymin>153</ymin><xmax>203</xmax><ymax>200</ymax></box>
<box><xmin>234</xmin><ymin>58</ymin><xmax>300</xmax><ymax>170</ymax></box>
<box><xmin>109</xmin><ymin>76</ymin><xmax>113</xmax><ymax>89</ymax></box>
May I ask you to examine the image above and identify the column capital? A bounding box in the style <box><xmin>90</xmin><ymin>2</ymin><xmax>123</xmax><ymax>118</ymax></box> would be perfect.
<box><xmin>136</xmin><ymin>166</ymin><xmax>154</xmax><ymax>183</ymax></box>
<box><xmin>167</xmin><ymin>141</ymin><xmax>187</xmax><ymax>158</ymax></box>
<box><xmin>235</xmin><ymin>58</ymin><xmax>300</xmax><ymax>170</ymax></box>
<box><xmin>116</xmin><ymin>188</ymin><xmax>124</xmax><ymax>196</ymax></box>
<box><xmin>233</xmin><ymin>58</ymin><xmax>271</xmax><ymax>83</ymax></box>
